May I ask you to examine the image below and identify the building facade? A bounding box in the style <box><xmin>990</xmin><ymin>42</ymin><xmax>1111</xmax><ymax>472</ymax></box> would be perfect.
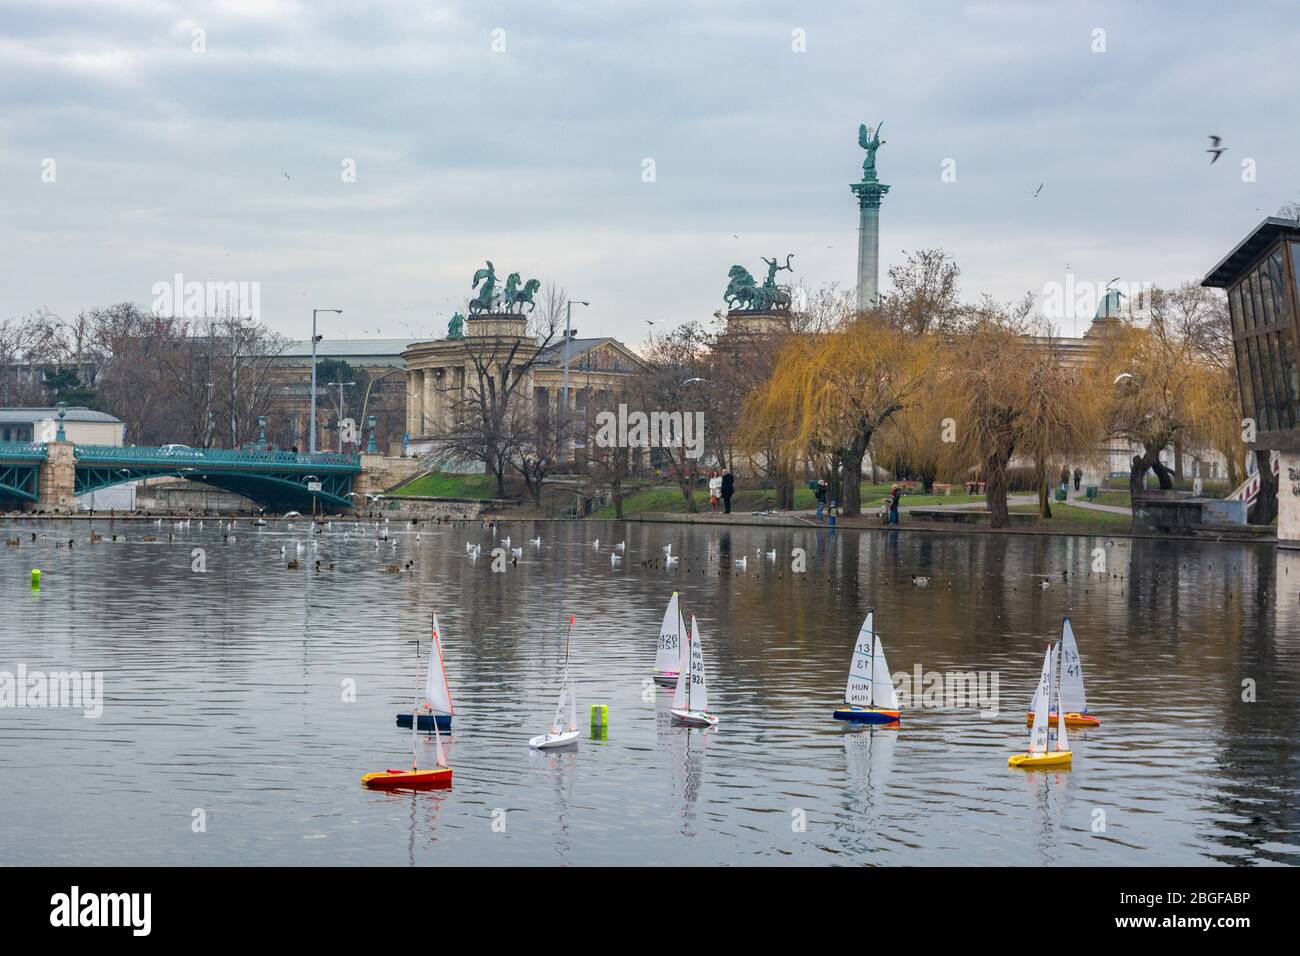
<box><xmin>0</xmin><ymin>406</ymin><xmax>124</xmax><ymax>445</ymax></box>
<box><xmin>1203</xmin><ymin>217</ymin><xmax>1300</xmax><ymax>547</ymax></box>
<box><xmin>402</xmin><ymin>315</ymin><xmax>642</xmax><ymax>462</ymax></box>
<box><xmin>272</xmin><ymin>339</ymin><xmax>409</xmax><ymax>454</ymax></box>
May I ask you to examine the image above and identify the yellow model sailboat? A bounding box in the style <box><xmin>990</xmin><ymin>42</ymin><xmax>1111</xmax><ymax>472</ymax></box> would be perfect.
<box><xmin>1009</xmin><ymin>643</ymin><xmax>1072</xmax><ymax>769</ymax></box>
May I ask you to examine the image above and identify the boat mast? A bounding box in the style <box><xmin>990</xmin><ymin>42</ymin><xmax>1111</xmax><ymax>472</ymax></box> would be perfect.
<box><xmin>410</xmin><ymin>638</ymin><xmax>420</xmax><ymax>772</ymax></box>
<box><xmin>686</xmin><ymin>618</ymin><xmax>693</xmax><ymax>711</ymax></box>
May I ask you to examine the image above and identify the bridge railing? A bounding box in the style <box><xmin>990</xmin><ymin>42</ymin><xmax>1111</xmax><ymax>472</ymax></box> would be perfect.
<box><xmin>72</xmin><ymin>445</ymin><xmax>360</xmax><ymax>470</ymax></box>
<box><xmin>0</xmin><ymin>441</ymin><xmax>48</xmax><ymax>461</ymax></box>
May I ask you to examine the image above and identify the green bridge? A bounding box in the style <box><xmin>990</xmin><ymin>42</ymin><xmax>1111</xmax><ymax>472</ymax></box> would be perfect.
<box><xmin>0</xmin><ymin>441</ymin><xmax>361</xmax><ymax>511</ymax></box>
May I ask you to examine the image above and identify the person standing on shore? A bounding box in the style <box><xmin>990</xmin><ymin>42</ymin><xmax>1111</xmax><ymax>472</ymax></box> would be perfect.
<box><xmin>1073</xmin><ymin>467</ymin><xmax>1083</xmax><ymax>492</ymax></box>
<box><xmin>889</xmin><ymin>484</ymin><xmax>901</xmax><ymax>525</ymax></box>
<box><xmin>708</xmin><ymin>470</ymin><xmax>721</xmax><ymax>513</ymax></box>
<box><xmin>721</xmin><ymin>469</ymin><xmax>734</xmax><ymax>515</ymax></box>
<box><xmin>814</xmin><ymin>478</ymin><xmax>828</xmax><ymax>520</ymax></box>
<box><xmin>1060</xmin><ymin>466</ymin><xmax>1070</xmax><ymax>496</ymax></box>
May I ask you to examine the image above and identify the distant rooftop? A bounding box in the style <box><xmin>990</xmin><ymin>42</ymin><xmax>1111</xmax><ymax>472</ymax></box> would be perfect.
<box><xmin>535</xmin><ymin>337</ymin><xmax>614</xmax><ymax>365</ymax></box>
<box><xmin>0</xmin><ymin>406</ymin><xmax>122</xmax><ymax>424</ymax></box>
<box><xmin>280</xmin><ymin>339</ymin><xmax>411</xmax><ymax>362</ymax></box>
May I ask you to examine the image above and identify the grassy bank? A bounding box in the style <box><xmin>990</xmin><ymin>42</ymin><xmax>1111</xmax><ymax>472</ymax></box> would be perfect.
<box><xmin>388</xmin><ymin>472</ymin><xmax>498</xmax><ymax>499</ymax></box>
<box><xmin>1008</xmin><ymin>502</ymin><xmax>1132</xmax><ymax>531</ymax></box>
<box><xmin>590</xmin><ymin>482</ymin><xmax>985</xmax><ymax>519</ymax></box>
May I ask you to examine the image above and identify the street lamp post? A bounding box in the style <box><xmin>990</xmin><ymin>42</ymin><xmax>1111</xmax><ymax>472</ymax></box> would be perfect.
<box><xmin>560</xmin><ymin>300</ymin><xmax>589</xmax><ymax>465</ymax></box>
<box><xmin>310</xmin><ymin>308</ymin><xmax>343</xmax><ymax>455</ymax></box>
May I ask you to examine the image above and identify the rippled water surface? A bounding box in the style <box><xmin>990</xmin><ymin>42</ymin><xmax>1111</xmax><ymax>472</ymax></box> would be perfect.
<box><xmin>1</xmin><ymin>516</ymin><xmax>1297</xmax><ymax>866</ymax></box>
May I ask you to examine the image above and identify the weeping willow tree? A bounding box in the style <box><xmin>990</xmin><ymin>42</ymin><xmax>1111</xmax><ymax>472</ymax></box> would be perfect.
<box><xmin>933</xmin><ymin>298</ymin><xmax>1102</xmax><ymax>527</ymax></box>
<box><xmin>1016</xmin><ymin>328</ymin><xmax>1106</xmax><ymax>519</ymax></box>
<box><xmin>1087</xmin><ymin>315</ymin><xmax>1228</xmax><ymax>496</ymax></box>
<box><xmin>936</xmin><ymin>311</ymin><xmax>1029</xmax><ymax>528</ymax></box>
<box><xmin>739</xmin><ymin>311</ymin><xmax>935</xmax><ymax>516</ymax></box>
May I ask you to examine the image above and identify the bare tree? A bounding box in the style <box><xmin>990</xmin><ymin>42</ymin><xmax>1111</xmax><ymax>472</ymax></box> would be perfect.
<box><xmin>631</xmin><ymin>322</ymin><xmax>710</xmax><ymax>511</ymax></box>
<box><xmin>430</xmin><ymin>288</ymin><xmax>565</xmax><ymax>496</ymax></box>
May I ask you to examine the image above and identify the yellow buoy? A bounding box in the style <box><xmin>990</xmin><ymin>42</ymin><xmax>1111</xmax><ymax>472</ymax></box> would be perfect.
<box><xmin>30</xmin><ymin>569</ymin><xmax>41</xmax><ymax>590</ymax></box>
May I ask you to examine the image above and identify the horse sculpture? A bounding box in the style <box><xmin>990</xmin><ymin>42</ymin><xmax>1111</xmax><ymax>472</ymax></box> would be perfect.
<box><xmin>724</xmin><ymin>265</ymin><xmax>761</xmax><ymax>311</ymax></box>
<box><xmin>507</xmin><ymin>277</ymin><xmax>542</xmax><ymax>313</ymax></box>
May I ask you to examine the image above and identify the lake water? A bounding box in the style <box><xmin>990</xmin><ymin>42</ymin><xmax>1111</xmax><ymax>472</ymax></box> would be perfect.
<box><xmin>1</xmin><ymin>516</ymin><xmax>1297</xmax><ymax>866</ymax></box>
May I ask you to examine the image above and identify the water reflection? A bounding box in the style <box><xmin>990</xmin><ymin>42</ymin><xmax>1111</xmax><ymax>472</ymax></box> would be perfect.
<box><xmin>0</xmin><ymin>516</ymin><xmax>1296</xmax><ymax>865</ymax></box>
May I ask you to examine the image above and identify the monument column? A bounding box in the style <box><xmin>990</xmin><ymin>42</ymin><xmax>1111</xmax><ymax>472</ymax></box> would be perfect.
<box><xmin>850</xmin><ymin>122</ymin><xmax>891</xmax><ymax>311</ymax></box>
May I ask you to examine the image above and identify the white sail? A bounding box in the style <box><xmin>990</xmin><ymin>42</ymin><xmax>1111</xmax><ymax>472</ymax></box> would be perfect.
<box><xmin>871</xmin><ymin>634</ymin><xmax>900</xmax><ymax>711</ymax></box>
<box><xmin>1058</xmin><ymin>618</ymin><xmax>1087</xmax><ymax>714</ymax></box>
<box><xmin>432</xmin><ymin>709</ymin><xmax>448</xmax><ymax>767</ymax></box>
<box><xmin>1055</xmin><ymin>669</ymin><xmax>1070</xmax><ymax>753</ymax></box>
<box><xmin>655</xmin><ymin>593</ymin><xmax>683</xmax><ymax>674</ymax></box>
<box><xmin>424</xmin><ymin>613</ymin><xmax>454</xmax><ymax>715</ymax></box>
<box><xmin>844</xmin><ymin>612</ymin><xmax>874</xmax><ymax>706</ymax></box>
<box><xmin>551</xmin><ymin>676</ymin><xmax>567</xmax><ymax>735</ymax></box>
<box><xmin>673</xmin><ymin>615</ymin><xmax>710</xmax><ymax>713</ymax></box>
<box><xmin>1027</xmin><ymin>645</ymin><xmax>1053</xmax><ymax>754</ymax></box>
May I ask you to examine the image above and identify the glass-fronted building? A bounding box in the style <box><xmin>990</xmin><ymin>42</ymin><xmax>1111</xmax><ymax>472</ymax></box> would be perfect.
<box><xmin>1203</xmin><ymin>217</ymin><xmax>1300</xmax><ymax>548</ymax></box>
<box><xmin>1203</xmin><ymin>219</ymin><xmax>1300</xmax><ymax>437</ymax></box>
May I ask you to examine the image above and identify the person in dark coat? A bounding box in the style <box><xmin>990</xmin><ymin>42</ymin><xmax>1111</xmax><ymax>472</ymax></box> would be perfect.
<box><xmin>1073</xmin><ymin>467</ymin><xmax>1083</xmax><ymax>492</ymax></box>
<box><xmin>889</xmin><ymin>484</ymin><xmax>901</xmax><ymax>524</ymax></box>
<box><xmin>720</xmin><ymin>470</ymin><xmax>735</xmax><ymax>514</ymax></box>
<box><xmin>814</xmin><ymin>478</ymin><xmax>828</xmax><ymax>520</ymax></box>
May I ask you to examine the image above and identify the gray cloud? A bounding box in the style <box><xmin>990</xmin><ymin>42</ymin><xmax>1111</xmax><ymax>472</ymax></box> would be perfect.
<box><xmin>1</xmin><ymin>0</ymin><xmax>1295</xmax><ymax>345</ymax></box>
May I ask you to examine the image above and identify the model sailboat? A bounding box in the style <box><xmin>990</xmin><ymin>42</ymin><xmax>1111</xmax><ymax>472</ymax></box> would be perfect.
<box><xmin>652</xmin><ymin>592</ymin><xmax>687</xmax><ymax>687</ymax></box>
<box><xmin>832</xmin><ymin>610</ymin><xmax>901</xmax><ymax>724</ymax></box>
<box><xmin>396</xmin><ymin>612</ymin><xmax>454</xmax><ymax>732</ymax></box>
<box><xmin>1009</xmin><ymin>643</ymin><xmax>1072</xmax><ymax>769</ymax></box>
<box><xmin>670</xmin><ymin>614</ymin><xmax>718</xmax><ymax>727</ymax></box>
<box><xmin>529</xmin><ymin>614</ymin><xmax>581</xmax><ymax>749</ymax></box>
<box><xmin>1025</xmin><ymin>618</ymin><xmax>1099</xmax><ymax>728</ymax></box>
<box><xmin>363</xmin><ymin>627</ymin><xmax>453</xmax><ymax>790</ymax></box>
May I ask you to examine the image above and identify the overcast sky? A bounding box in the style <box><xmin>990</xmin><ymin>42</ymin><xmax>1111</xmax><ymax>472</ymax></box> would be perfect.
<box><xmin>2</xmin><ymin>0</ymin><xmax>1296</xmax><ymax>347</ymax></box>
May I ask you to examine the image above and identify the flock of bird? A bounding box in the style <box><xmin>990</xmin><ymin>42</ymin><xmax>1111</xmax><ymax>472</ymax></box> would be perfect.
<box><xmin>0</xmin><ymin>512</ymin><xmax>1167</xmax><ymax>601</ymax></box>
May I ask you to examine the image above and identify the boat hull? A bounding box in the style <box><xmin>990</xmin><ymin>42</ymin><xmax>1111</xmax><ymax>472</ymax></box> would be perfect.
<box><xmin>361</xmin><ymin>766</ymin><xmax>453</xmax><ymax>790</ymax></box>
<box><xmin>1025</xmin><ymin>711</ymin><xmax>1099</xmax><ymax>728</ymax></box>
<box><xmin>529</xmin><ymin>729</ymin><xmax>580</xmax><ymax>750</ymax></box>
<box><xmin>670</xmin><ymin>708</ymin><xmax>719</xmax><ymax>727</ymax></box>
<box><xmin>1008</xmin><ymin>750</ymin><xmax>1072</xmax><ymax>769</ymax></box>
<box><xmin>833</xmin><ymin>706</ymin><xmax>901</xmax><ymax>724</ymax></box>
<box><xmin>395</xmin><ymin>713</ymin><xmax>452</xmax><ymax>732</ymax></box>
<box><xmin>651</xmin><ymin>671</ymin><xmax>679</xmax><ymax>687</ymax></box>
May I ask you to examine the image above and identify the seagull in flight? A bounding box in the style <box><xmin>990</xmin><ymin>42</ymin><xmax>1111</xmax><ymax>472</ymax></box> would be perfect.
<box><xmin>1206</xmin><ymin>136</ymin><xmax>1226</xmax><ymax>164</ymax></box>
<box><xmin>1033</xmin><ymin>182</ymin><xmax>1043</xmax><ymax>197</ymax></box>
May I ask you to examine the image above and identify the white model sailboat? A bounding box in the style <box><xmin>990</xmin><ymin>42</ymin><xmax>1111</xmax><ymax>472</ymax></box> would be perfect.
<box><xmin>529</xmin><ymin>614</ymin><xmax>580</xmax><ymax>749</ymax></box>
<box><xmin>1009</xmin><ymin>643</ymin><xmax>1072</xmax><ymax>769</ymax></box>
<box><xmin>396</xmin><ymin>612</ymin><xmax>455</xmax><ymax>732</ymax></box>
<box><xmin>832</xmin><ymin>609</ymin><xmax>901</xmax><ymax>724</ymax></box>
<box><xmin>1025</xmin><ymin>617</ymin><xmax>1099</xmax><ymax>728</ymax></box>
<box><xmin>652</xmin><ymin>592</ymin><xmax>687</xmax><ymax>687</ymax></box>
<box><xmin>670</xmin><ymin>614</ymin><xmax>719</xmax><ymax>727</ymax></box>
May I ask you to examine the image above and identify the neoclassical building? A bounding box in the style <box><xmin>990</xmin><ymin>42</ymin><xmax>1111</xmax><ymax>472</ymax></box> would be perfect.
<box><xmin>401</xmin><ymin>314</ymin><xmax>643</xmax><ymax>458</ymax></box>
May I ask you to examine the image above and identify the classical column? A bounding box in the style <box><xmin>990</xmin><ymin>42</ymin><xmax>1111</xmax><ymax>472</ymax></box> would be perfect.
<box><xmin>423</xmin><ymin>368</ymin><xmax>436</xmax><ymax>436</ymax></box>
<box><xmin>408</xmin><ymin>369</ymin><xmax>423</xmax><ymax>435</ymax></box>
<box><xmin>851</xmin><ymin>175</ymin><xmax>890</xmax><ymax>310</ymax></box>
<box><xmin>850</xmin><ymin>124</ymin><xmax>891</xmax><ymax>311</ymax></box>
